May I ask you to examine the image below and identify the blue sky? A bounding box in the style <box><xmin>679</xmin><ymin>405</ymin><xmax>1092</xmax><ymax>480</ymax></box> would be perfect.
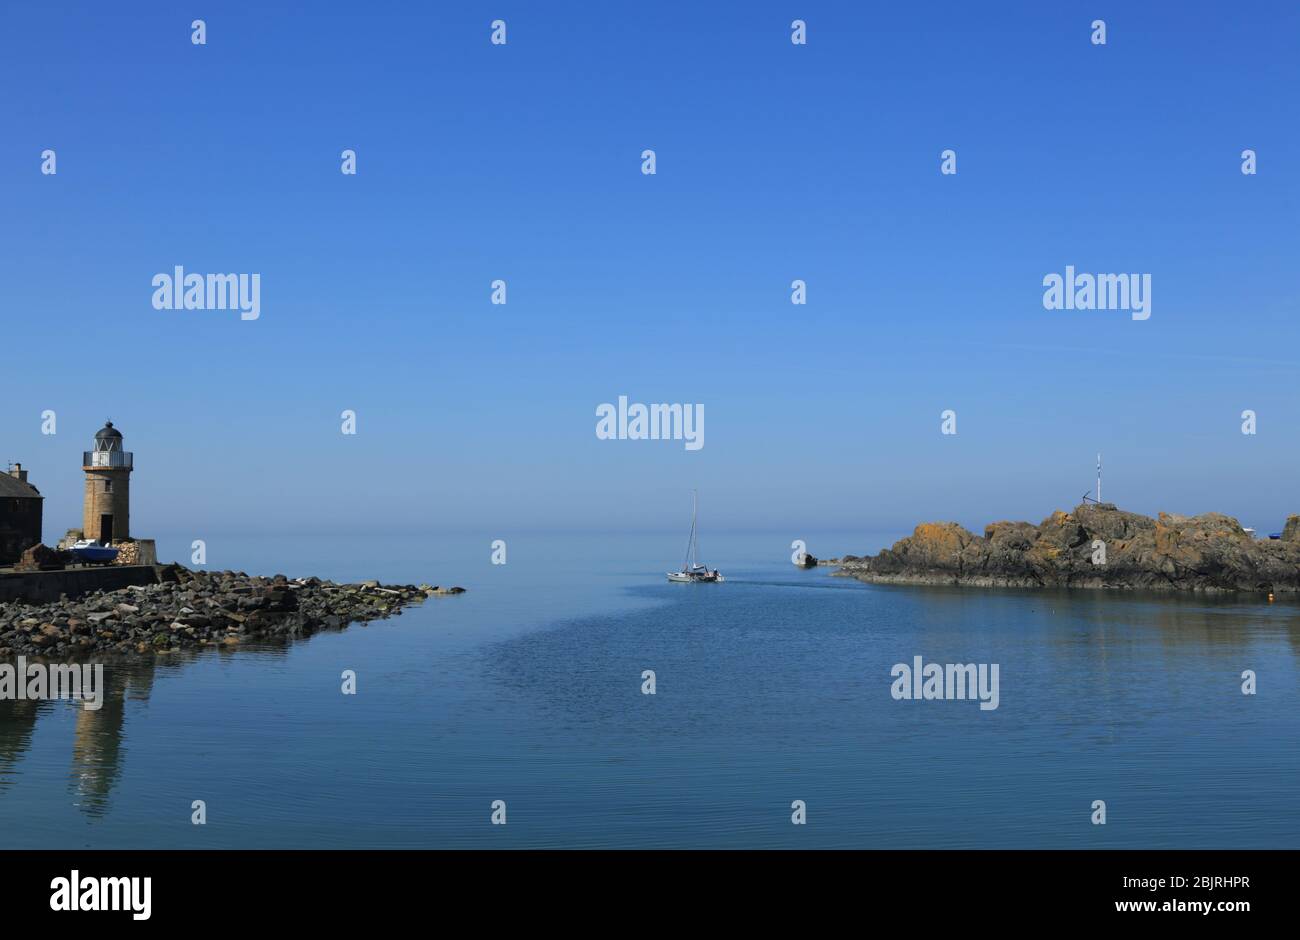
<box><xmin>1</xmin><ymin>1</ymin><xmax>1297</xmax><ymax>541</ymax></box>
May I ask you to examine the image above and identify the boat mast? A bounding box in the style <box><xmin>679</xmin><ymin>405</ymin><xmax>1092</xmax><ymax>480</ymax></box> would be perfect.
<box><xmin>692</xmin><ymin>490</ymin><xmax>699</xmax><ymax>569</ymax></box>
<box><xmin>1097</xmin><ymin>453</ymin><xmax>1102</xmax><ymax>504</ymax></box>
<box><xmin>683</xmin><ymin>490</ymin><xmax>697</xmax><ymax>570</ymax></box>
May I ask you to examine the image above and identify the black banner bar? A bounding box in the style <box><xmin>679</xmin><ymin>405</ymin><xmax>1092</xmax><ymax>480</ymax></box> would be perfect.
<box><xmin>1</xmin><ymin>849</ymin><xmax>1282</xmax><ymax>925</ymax></box>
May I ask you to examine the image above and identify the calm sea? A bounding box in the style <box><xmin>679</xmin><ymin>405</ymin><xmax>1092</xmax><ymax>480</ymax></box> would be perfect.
<box><xmin>2</xmin><ymin>531</ymin><xmax>1297</xmax><ymax>849</ymax></box>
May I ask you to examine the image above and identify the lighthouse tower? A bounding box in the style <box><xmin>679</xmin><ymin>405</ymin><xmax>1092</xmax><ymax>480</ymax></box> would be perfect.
<box><xmin>83</xmin><ymin>421</ymin><xmax>133</xmax><ymax>544</ymax></box>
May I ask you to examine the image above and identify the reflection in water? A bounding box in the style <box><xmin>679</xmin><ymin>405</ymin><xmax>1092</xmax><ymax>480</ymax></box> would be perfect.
<box><xmin>0</xmin><ymin>661</ymin><xmax>152</xmax><ymax>817</ymax></box>
<box><xmin>1</xmin><ymin>645</ymin><xmax>294</xmax><ymax>818</ymax></box>
<box><xmin>68</xmin><ymin>665</ymin><xmax>156</xmax><ymax>816</ymax></box>
<box><xmin>2</xmin><ymin>573</ymin><xmax>1298</xmax><ymax>846</ymax></box>
<box><xmin>488</xmin><ymin>582</ymin><xmax>1300</xmax><ymax>732</ymax></box>
<box><xmin>0</xmin><ymin>698</ymin><xmax>52</xmax><ymax>787</ymax></box>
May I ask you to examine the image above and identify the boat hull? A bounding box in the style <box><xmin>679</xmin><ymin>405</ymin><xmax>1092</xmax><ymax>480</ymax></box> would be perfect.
<box><xmin>666</xmin><ymin>571</ymin><xmax>723</xmax><ymax>583</ymax></box>
<box><xmin>71</xmin><ymin>547</ymin><xmax>119</xmax><ymax>564</ymax></box>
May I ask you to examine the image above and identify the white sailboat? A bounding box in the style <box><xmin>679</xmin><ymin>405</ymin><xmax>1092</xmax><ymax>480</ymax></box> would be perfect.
<box><xmin>667</xmin><ymin>491</ymin><xmax>723</xmax><ymax>583</ymax></box>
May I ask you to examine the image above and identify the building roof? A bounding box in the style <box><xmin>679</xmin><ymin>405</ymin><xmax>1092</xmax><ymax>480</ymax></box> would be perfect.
<box><xmin>95</xmin><ymin>421</ymin><xmax>123</xmax><ymax>442</ymax></box>
<box><xmin>0</xmin><ymin>472</ymin><xmax>41</xmax><ymax>499</ymax></box>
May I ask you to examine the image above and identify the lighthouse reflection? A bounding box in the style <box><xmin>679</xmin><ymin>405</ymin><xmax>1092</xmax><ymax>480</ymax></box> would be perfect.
<box><xmin>0</xmin><ymin>662</ymin><xmax>152</xmax><ymax>817</ymax></box>
<box><xmin>68</xmin><ymin>665</ymin><xmax>155</xmax><ymax>816</ymax></box>
<box><xmin>0</xmin><ymin>649</ymin><xmax>287</xmax><ymax>818</ymax></box>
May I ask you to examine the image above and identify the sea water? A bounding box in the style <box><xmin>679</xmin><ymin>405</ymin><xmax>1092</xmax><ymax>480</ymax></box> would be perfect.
<box><xmin>1</xmin><ymin>531</ymin><xmax>1296</xmax><ymax>848</ymax></box>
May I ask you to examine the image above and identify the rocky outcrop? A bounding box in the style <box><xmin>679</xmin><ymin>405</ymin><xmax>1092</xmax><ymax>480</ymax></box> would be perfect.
<box><xmin>14</xmin><ymin>544</ymin><xmax>73</xmax><ymax>572</ymax></box>
<box><xmin>835</xmin><ymin>503</ymin><xmax>1300</xmax><ymax>593</ymax></box>
<box><xmin>0</xmin><ymin>566</ymin><xmax>464</xmax><ymax>658</ymax></box>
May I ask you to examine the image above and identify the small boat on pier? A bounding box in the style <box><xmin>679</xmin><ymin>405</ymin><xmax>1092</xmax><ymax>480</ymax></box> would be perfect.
<box><xmin>69</xmin><ymin>539</ymin><xmax>119</xmax><ymax>565</ymax></box>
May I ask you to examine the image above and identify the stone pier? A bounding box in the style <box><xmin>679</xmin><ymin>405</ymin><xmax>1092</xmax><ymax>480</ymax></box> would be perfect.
<box><xmin>0</xmin><ymin>566</ymin><xmax>160</xmax><ymax>604</ymax></box>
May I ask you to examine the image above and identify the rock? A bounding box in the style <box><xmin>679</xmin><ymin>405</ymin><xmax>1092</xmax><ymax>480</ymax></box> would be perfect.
<box><xmin>157</xmin><ymin>564</ymin><xmax>185</xmax><ymax>583</ymax></box>
<box><xmin>14</xmin><ymin>543</ymin><xmax>73</xmax><ymax>572</ymax></box>
<box><xmin>0</xmin><ymin>565</ymin><xmax>438</xmax><ymax>658</ymax></box>
<box><xmin>794</xmin><ymin>552</ymin><xmax>818</xmax><ymax>569</ymax></box>
<box><xmin>834</xmin><ymin>503</ymin><xmax>1300</xmax><ymax>594</ymax></box>
<box><xmin>261</xmin><ymin>587</ymin><xmax>298</xmax><ymax>612</ymax></box>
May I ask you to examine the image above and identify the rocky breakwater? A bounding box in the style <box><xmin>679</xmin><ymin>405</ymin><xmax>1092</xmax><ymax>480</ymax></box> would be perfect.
<box><xmin>834</xmin><ymin>503</ymin><xmax>1300</xmax><ymax>593</ymax></box>
<box><xmin>0</xmin><ymin>565</ymin><xmax>465</xmax><ymax>658</ymax></box>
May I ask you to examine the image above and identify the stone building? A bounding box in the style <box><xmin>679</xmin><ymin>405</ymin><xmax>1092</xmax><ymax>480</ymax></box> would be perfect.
<box><xmin>0</xmin><ymin>464</ymin><xmax>43</xmax><ymax>564</ymax></box>
<box><xmin>83</xmin><ymin>421</ymin><xmax>133</xmax><ymax>544</ymax></box>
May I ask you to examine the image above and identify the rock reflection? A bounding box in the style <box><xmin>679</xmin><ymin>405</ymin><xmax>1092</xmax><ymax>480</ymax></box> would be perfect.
<box><xmin>0</xmin><ymin>697</ymin><xmax>51</xmax><ymax>788</ymax></box>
